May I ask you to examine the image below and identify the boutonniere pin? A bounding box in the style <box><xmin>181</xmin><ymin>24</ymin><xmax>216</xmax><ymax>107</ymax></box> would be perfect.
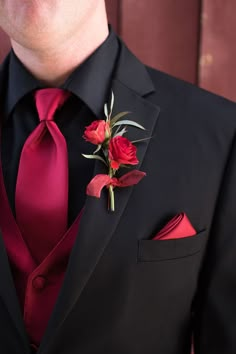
<box><xmin>82</xmin><ymin>92</ymin><xmax>147</xmax><ymax>212</ymax></box>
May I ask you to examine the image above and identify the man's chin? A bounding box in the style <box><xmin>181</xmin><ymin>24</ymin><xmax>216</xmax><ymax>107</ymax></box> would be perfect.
<box><xmin>0</xmin><ymin>0</ymin><xmax>53</xmax><ymax>32</ymax></box>
<box><xmin>10</xmin><ymin>31</ymin><xmax>59</xmax><ymax>54</ymax></box>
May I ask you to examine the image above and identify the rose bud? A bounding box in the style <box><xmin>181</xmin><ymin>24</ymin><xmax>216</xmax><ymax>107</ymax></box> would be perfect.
<box><xmin>108</xmin><ymin>136</ymin><xmax>139</xmax><ymax>169</ymax></box>
<box><xmin>83</xmin><ymin>120</ymin><xmax>110</xmax><ymax>145</ymax></box>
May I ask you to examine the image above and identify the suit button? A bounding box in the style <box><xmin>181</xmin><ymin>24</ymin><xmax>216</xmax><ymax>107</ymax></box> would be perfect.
<box><xmin>33</xmin><ymin>275</ymin><xmax>46</xmax><ymax>290</ymax></box>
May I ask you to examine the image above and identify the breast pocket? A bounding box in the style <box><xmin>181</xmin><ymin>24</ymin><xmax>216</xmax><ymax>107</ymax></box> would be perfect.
<box><xmin>137</xmin><ymin>229</ymin><xmax>207</xmax><ymax>262</ymax></box>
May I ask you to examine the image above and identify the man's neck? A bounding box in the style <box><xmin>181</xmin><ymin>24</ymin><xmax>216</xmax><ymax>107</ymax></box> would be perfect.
<box><xmin>11</xmin><ymin>14</ymin><xmax>109</xmax><ymax>87</ymax></box>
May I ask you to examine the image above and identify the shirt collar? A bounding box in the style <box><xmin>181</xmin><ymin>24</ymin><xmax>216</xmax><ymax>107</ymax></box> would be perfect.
<box><xmin>6</xmin><ymin>27</ymin><xmax>119</xmax><ymax>118</ymax></box>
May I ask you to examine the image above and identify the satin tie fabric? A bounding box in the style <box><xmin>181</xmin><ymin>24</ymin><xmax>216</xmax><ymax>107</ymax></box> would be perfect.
<box><xmin>15</xmin><ymin>88</ymin><xmax>70</xmax><ymax>263</ymax></box>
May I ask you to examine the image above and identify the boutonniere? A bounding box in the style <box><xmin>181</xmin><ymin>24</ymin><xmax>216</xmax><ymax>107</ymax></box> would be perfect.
<box><xmin>82</xmin><ymin>92</ymin><xmax>147</xmax><ymax>212</ymax></box>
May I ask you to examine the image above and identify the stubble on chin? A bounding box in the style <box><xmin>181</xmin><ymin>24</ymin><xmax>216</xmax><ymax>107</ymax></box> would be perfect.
<box><xmin>0</xmin><ymin>0</ymin><xmax>56</xmax><ymax>41</ymax></box>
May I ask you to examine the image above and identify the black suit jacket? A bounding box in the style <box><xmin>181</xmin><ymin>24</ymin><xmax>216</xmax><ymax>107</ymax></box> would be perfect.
<box><xmin>1</xmin><ymin>37</ymin><xmax>236</xmax><ymax>354</ymax></box>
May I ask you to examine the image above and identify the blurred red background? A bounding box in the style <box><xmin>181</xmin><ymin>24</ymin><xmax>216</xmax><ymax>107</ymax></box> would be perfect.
<box><xmin>1</xmin><ymin>0</ymin><xmax>236</xmax><ymax>101</ymax></box>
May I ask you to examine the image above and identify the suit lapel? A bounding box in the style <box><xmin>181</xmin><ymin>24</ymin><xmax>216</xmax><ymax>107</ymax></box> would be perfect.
<box><xmin>0</xmin><ymin>57</ymin><xmax>29</xmax><ymax>352</ymax></box>
<box><xmin>39</xmin><ymin>42</ymin><xmax>160</xmax><ymax>353</ymax></box>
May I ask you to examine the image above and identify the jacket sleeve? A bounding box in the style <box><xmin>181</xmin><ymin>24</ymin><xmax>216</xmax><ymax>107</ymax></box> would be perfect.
<box><xmin>194</xmin><ymin>133</ymin><xmax>236</xmax><ymax>353</ymax></box>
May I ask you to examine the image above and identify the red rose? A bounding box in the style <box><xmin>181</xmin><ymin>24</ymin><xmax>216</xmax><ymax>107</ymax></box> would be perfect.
<box><xmin>108</xmin><ymin>136</ymin><xmax>139</xmax><ymax>169</ymax></box>
<box><xmin>84</xmin><ymin>120</ymin><xmax>110</xmax><ymax>145</ymax></box>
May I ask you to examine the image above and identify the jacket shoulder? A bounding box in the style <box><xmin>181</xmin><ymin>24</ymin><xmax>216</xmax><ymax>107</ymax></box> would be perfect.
<box><xmin>146</xmin><ymin>66</ymin><xmax>236</xmax><ymax>124</ymax></box>
<box><xmin>145</xmin><ymin>66</ymin><xmax>236</xmax><ymax>170</ymax></box>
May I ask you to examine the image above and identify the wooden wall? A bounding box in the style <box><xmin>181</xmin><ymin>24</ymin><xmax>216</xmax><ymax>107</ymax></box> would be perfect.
<box><xmin>199</xmin><ymin>0</ymin><xmax>236</xmax><ymax>101</ymax></box>
<box><xmin>108</xmin><ymin>0</ymin><xmax>201</xmax><ymax>84</ymax></box>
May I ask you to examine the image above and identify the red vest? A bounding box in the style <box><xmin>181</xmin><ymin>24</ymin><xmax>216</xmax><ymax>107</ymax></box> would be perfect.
<box><xmin>0</xmin><ymin>161</ymin><xmax>81</xmax><ymax>350</ymax></box>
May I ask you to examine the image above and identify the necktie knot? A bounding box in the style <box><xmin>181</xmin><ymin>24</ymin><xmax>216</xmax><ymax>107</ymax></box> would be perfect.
<box><xmin>35</xmin><ymin>88</ymin><xmax>70</xmax><ymax>121</ymax></box>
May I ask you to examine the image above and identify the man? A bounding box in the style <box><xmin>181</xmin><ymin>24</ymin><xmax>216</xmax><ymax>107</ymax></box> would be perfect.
<box><xmin>0</xmin><ymin>1</ymin><xmax>236</xmax><ymax>353</ymax></box>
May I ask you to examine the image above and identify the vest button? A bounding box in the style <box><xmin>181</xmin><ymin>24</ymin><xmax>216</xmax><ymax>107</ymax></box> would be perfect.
<box><xmin>33</xmin><ymin>275</ymin><xmax>46</xmax><ymax>290</ymax></box>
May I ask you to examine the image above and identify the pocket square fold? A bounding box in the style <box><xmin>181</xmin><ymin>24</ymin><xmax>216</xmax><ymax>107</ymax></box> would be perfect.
<box><xmin>153</xmin><ymin>213</ymin><xmax>196</xmax><ymax>240</ymax></box>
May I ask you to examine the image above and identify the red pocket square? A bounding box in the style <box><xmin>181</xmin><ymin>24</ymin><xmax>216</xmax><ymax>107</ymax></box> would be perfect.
<box><xmin>153</xmin><ymin>213</ymin><xmax>196</xmax><ymax>240</ymax></box>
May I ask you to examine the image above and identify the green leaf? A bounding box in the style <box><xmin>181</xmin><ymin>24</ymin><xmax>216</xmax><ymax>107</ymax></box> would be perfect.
<box><xmin>104</xmin><ymin>103</ymin><xmax>108</xmax><ymax>119</ymax></box>
<box><xmin>114</xmin><ymin>127</ymin><xmax>127</xmax><ymax>137</ymax></box>
<box><xmin>131</xmin><ymin>136</ymin><xmax>152</xmax><ymax>144</ymax></box>
<box><xmin>82</xmin><ymin>154</ymin><xmax>108</xmax><ymax>166</ymax></box>
<box><xmin>114</xmin><ymin>120</ymin><xmax>145</xmax><ymax>130</ymax></box>
<box><xmin>93</xmin><ymin>144</ymin><xmax>102</xmax><ymax>154</ymax></box>
<box><xmin>110</xmin><ymin>91</ymin><xmax>115</xmax><ymax>113</ymax></box>
<box><xmin>110</xmin><ymin>111</ymin><xmax>131</xmax><ymax>126</ymax></box>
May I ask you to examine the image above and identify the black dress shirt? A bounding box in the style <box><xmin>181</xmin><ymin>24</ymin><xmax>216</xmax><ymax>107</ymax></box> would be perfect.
<box><xmin>1</xmin><ymin>28</ymin><xmax>119</xmax><ymax>226</ymax></box>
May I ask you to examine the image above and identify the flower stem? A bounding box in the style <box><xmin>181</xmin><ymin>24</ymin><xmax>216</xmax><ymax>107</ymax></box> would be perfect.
<box><xmin>109</xmin><ymin>185</ymin><xmax>115</xmax><ymax>212</ymax></box>
<box><xmin>108</xmin><ymin>167</ymin><xmax>115</xmax><ymax>212</ymax></box>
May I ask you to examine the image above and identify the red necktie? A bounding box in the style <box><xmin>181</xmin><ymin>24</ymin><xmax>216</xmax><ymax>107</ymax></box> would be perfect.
<box><xmin>15</xmin><ymin>88</ymin><xmax>70</xmax><ymax>263</ymax></box>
